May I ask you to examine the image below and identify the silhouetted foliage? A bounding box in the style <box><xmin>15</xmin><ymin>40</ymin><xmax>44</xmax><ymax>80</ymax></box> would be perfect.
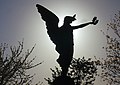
<box><xmin>44</xmin><ymin>66</ymin><xmax>62</xmax><ymax>85</ymax></box>
<box><xmin>69</xmin><ymin>57</ymin><xmax>98</xmax><ymax>85</ymax></box>
<box><xmin>101</xmin><ymin>11</ymin><xmax>120</xmax><ymax>85</ymax></box>
<box><xmin>45</xmin><ymin>57</ymin><xmax>99</xmax><ymax>85</ymax></box>
<box><xmin>0</xmin><ymin>41</ymin><xmax>42</xmax><ymax>85</ymax></box>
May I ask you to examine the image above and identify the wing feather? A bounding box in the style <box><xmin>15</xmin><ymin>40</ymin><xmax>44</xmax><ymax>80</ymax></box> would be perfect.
<box><xmin>36</xmin><ymin>4</ymin><xmax>60</xmax><ymax>44</ymax></box>
<box><xmin>36</xmin><ymin>4</ymin><xmax>59</xmax><ymax>30</ymax></box>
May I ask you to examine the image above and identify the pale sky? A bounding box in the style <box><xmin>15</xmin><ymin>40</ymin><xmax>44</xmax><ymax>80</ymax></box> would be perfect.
<box><xmin>0</xmin><ymin>0</ymin><xmax>120</xmax><ymax>84</ymax></box>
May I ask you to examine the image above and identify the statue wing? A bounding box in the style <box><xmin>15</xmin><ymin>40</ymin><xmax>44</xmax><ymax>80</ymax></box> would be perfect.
<box><xmin>36</xmin><ymin>4</ymin><xmax>60</xmax><ymax>44</ymax></box>
<box><xmin>36</xmin><ymin>4</ymin><xmax>59</xmax><ymax>30</ymax></box>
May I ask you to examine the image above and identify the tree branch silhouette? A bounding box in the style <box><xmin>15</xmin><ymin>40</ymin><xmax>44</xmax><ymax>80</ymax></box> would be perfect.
<box><xmin>0</xmin><ymin>41</ymin><xmax>42</xmax><ymax>85</ymax></box>
<box><xmin>101</xmin><ymin>11</ymin><xmax>120</xmax><ymax>85</ymax></box>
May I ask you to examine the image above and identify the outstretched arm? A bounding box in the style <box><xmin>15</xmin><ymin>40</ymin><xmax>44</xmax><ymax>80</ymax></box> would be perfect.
<box><xmin>72</xmin><ymin>17</ymin><xmax>99</xmax><ymax>30</ymax></box>
<box><xmin>72</xmin><ymin>22</ymin><xmax>93</xmax><ymax>30</ymax></box>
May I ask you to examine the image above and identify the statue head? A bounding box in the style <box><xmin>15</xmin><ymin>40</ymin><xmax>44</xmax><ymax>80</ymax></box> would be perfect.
<box><xmin>64</xmin><ymin>14</ymin><xmax>76</xmax><ymax>24</ymax></box>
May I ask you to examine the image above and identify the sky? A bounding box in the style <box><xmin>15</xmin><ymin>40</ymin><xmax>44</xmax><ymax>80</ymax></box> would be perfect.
<box><xmin>0</xmin><ymin>0</ymin><xmax>120</xmax><ymax>84</ymax></box>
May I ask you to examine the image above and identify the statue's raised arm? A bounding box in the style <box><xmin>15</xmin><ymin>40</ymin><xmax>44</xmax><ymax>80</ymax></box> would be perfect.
<box><xmin>72</xmin><ymin>17</ymin><xmax>99</xmax><ymax>30</ymax></box>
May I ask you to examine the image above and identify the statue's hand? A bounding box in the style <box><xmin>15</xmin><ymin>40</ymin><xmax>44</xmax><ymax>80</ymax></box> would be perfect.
<box><xmin>91</xmin><ymin>17</ymin><xmax>99</xmax><ymax>25</ymax></box>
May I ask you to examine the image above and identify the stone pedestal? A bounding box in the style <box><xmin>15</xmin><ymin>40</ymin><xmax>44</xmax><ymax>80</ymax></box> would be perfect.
<box><xmin>53</xmin><ymin>75</ymin><xmax>75</xmax><ymax>85</ymax></box>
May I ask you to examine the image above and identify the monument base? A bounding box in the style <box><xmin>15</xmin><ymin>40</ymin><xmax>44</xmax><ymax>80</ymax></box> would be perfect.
<box><xmin>53</xmin><ymin>75</ymin><xmax>75</xmax><ymax>85</ymax></box>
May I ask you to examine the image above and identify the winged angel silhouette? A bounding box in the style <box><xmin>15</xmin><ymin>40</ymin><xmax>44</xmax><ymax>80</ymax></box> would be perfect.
<box><xmin>36</xmin><ymin>4</ymin><xmax>98</xmax><ymax>75</ymax></box>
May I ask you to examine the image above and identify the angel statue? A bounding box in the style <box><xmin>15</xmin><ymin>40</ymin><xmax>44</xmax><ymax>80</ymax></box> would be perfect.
<box><xmin>36</xmin><ymin>4</ymin><xmax>98</xmax><ymax>76</ymax></box>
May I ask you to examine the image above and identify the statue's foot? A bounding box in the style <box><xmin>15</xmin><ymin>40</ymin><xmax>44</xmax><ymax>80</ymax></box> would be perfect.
<box><xmin>56</xmin><ymin>58</ymin><xmax>66</xmax><ymax>68</ymax></box>
<box><xmin>56</xmin><ymin>58</ymin><xmax>62</xmax><ymax>67</ymax></box>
